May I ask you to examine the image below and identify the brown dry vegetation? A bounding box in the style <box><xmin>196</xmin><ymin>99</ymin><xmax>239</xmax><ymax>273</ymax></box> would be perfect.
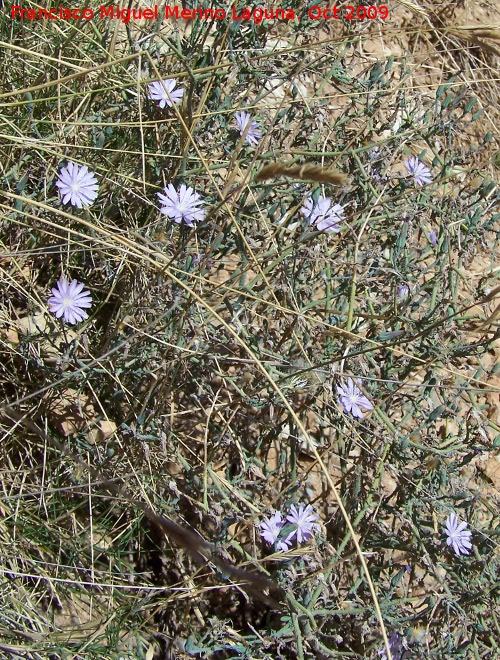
<box><xmin>1</xmin><ymin>0</ymin><xmax>500</xmax><ymax>658</ymax></box>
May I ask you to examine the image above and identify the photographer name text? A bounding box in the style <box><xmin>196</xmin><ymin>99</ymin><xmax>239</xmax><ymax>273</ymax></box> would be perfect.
<box><xmin>11</xmin><ymin>5</ymin><xmax>389</xmax><ymax>24</ymax></box>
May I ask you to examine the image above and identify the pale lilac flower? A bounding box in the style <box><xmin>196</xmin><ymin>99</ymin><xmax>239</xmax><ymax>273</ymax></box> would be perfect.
<box><xmin>147</xmin><ymin>79</ymin><xmax>184</xmax><ymax>109</ymax></box>
<box><xmin>378</xmin><ymin>631</ymin><xmax>405</xmax><ymax>660</ymax></box>
<box><xmin>286</xmin><ymin>504</ymin><xmax>319</xmax><ymax>543</ymax></box>
<box><xmin>429</xmin><ymin>230</ymin><xmax>438</xmax><ymax>246</ymax></box>
<box><xmin>336</xmin><ymin>378</ymin><xmax>374</xmax><ymax>419</ymax></box>
<box><xmin>404</xmin><ymin>156</ymin><xmax>432</xmax><ymax>186</ymax></box>
<box><xmin>259</xmin><ymin>511</ymin><xmax>292</xmax><ymax>551</ymax></box>
<box><xmin>235</xmin><ymin>111</ymin><xmax>262</xmax><ymax>146</ymax></box>
<box><xmin>371</xmin><ymin>169</ymin><xmax>387</xmax><ymax>184</ymax></box>
<box><xmin>301</xmin><ymin>195</ymin><xmax>345</xmax><ymax>232</ymax></box>
<box><xmin>47</xmin><ymin>278</ymin><xmax>92</xmax><ymax>324</ymax></box>
<box><xmin>397</xmin><ymin>284</ymin><xmax>410</xmax><ymax>298</ymax></box>
<box><xmin>193</xmin><ymin>253</ymin><xmax>212</xmax><ymax>269</ymax></box>
<box><xmin>55</xmin><ymin>162</ymin><xmax>98</xmax><ymax>208</ymax></box>
<box><xmin>157</xmin><ymin>184</ymin><xmax>205</xmax><ymax>227</ymax></box>
<box><xmin>444</xmin><ymin>512</ymin><xmax>472</xmax><ymax>556</ymax></box>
